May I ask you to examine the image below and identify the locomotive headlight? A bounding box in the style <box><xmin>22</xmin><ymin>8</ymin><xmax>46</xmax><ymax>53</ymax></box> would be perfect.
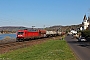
<box><xmin>18</xmin><ymin>35</ymin><xmax>23</xmax><ymax>37</ymax></box>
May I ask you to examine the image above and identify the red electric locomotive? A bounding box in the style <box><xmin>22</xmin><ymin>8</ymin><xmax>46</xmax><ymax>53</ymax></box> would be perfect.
<box><xmin>16</xmin><ymin>29</ymin><xmax>46</xmax><ymax>42</ymax></box>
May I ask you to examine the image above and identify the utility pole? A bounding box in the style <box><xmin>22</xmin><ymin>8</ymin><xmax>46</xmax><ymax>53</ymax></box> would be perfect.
<box><xmin>32</xmin><ymin>26</ymin><xmax>35</xmax><ymax>28</ymax></box>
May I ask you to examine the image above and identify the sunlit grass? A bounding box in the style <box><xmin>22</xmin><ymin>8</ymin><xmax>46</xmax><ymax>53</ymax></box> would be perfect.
<box><xmin>0</xmin><ymin>39</ymin><xmax>76</xmax><ymax>60</ymax></box>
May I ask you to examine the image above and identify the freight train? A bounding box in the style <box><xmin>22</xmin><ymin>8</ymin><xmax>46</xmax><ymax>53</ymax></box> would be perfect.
<box><xmin>16</xmin><ymin>29</ymin><xmax>64</xmax><ymax>42</ymax></box>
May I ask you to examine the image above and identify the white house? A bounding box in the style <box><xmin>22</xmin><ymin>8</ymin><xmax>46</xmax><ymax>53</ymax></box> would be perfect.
<box><xmin>71</xmin><ymin>30</ymin><xmax>77</xmax><ymax>34</ymax></box>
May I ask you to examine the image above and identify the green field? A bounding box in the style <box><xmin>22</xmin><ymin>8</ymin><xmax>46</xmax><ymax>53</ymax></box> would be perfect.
<box><xmin>0</xmin><ymin>40</ymin><xmax>76</xmax><ymax>60</ymax></box>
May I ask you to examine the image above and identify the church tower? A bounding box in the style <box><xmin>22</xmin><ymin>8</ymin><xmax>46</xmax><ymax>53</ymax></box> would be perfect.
<box><xmin>83</xmin><ymin>14</ymin><xmax>89</xmax><ymax>30</ymax></box>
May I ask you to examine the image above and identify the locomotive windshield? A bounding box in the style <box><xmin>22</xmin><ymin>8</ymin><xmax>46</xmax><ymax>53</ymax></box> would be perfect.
<box><xmin>17</xmin><ymin>32</ymin><xmax>23</xmax><ymax>35</ymax></box>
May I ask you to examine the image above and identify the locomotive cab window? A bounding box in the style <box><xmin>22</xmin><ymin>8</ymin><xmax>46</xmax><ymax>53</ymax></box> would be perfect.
<box><xmin>29</xmin><ymin>29</ymin><xmax>37</xmax><ymax>32</ymax></box>
<box><xmin>18</xmin><ymin>32</ymin><xmax>24</xmax><ymax>35</ymax></box>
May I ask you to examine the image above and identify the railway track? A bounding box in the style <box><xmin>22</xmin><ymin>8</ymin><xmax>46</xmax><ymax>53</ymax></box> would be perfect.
<box><xmin>0</xmin><ymin>36</ymin><xmax>60</xmax><ymax>54</ymax></box>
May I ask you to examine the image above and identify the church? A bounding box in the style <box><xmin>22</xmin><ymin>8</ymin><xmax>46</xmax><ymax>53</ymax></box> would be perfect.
<box><xmin>80</xmin><ymin>15</ymin><xmax>90</xmax><ymax>30</ymax></box>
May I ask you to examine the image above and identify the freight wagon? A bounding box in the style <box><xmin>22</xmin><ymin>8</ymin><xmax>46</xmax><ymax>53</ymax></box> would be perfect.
<box><xmin>16</xmin><ymin>29</ymin><xmax>63</xmax><ymax>42</ymax></box>
<box><xmin>46</xmin><ymin>31</ymin><xmax>57</xmax><ymax>37</ymax></box>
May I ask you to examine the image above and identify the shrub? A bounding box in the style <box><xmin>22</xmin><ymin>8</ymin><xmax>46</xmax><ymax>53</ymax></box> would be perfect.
<box><xmin>3</xmin><ymin>36</ymin><xmax>11</xmax><ymax>39</ymax></box>
<box><xmin>81</xmin><ymin>30</ymin><xmax>90</xmax><ymax>38</ymax></box>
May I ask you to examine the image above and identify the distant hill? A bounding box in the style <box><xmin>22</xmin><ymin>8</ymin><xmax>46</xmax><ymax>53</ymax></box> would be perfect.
<box><xmin>0</xmin><ymin>24</ymin><xmax>82</xmax><ymax>32</ymax></box>
<box><xmin>46</xmin><ymin>24</ymin><xmax>82</xmax><ymax>32</ymax></box>
<box><xmin>0</xmin><ymin>26</ymin><xmax>27</xmax><ymax>31</ymax></box>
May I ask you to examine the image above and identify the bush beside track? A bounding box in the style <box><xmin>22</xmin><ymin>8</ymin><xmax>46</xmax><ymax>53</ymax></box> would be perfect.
<box><xmin>81</xmin><ymin>30</ymin><xmax>90</xmax><ymax>41</ymax></box>
<box><xmin>0</xmin><ymin>39</ymin><xmax>76</xmax><ymax>60</ymax></box>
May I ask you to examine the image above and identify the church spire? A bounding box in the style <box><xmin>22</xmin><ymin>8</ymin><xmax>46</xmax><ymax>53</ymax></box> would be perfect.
<box><xmin>83</xmin><ymin>14</ymin><xmax>87</xmax><ymax>20</ymax></box>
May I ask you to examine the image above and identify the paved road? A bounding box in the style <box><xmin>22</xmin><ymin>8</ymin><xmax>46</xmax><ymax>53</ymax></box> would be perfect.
<box><xmin>65</xmin><ymin>35</ymin><xmax>90</xmax><ymax>60</ymax></box>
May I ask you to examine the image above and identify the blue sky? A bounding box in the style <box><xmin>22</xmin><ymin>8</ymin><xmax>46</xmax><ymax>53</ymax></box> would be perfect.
<box><xmin>0</xmin><ymin>0</ymin><xmax>90</xmax><ymax>28</ymax></box>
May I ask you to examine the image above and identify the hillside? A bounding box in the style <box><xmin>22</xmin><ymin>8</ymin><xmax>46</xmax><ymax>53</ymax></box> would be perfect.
<box><xmin>46</xmin><ymin>24</ymin><xmax>82</xmax><ymax>31</ymax></box>
<box><xmin>0</xmin><ymin>26</ymin><xmax>27</xmax><ymax>31</ymax></box>
<box><xmin>0</xmin><ymin>24</ymin><xmax>82</xmax><ymax>33</ymax></box>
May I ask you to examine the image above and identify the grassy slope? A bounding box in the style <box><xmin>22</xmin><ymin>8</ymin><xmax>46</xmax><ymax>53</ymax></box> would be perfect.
<box><xmin>0</xmin><ymin>40</ymin><xmax>76</xmax><ymax>60</ymax></box>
